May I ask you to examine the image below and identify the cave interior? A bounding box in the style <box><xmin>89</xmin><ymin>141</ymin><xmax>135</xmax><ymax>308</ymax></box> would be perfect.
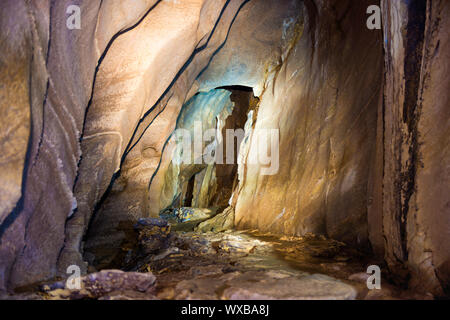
<box><xmin>0</xmin><ymin>0</ymin><xmax>449</xmax><ymax>300</ymax></box>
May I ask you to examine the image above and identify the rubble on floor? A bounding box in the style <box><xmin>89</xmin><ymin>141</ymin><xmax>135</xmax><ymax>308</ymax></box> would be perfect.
<box><xmin>41</xmin><ymin>270</ymin><xmax>157</xmax><ymax>300</ymax></box>
<box><xmin>32</xmin><ymin>221</ymin><xmax>430</xmax><ymax>300</ymax></box>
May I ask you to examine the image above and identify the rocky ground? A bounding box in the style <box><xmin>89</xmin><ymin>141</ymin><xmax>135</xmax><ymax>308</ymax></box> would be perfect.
<box><xmin>127</xmin><ymin>229</ymin><xmax>432</xmax><ymax>300</ymax></box>
<box><xmin>2</xmin><ymin>214</ymin><xmax>431</xmax><ymax>300</ymax></box>
<box><xmin>5</xmin><ymin>219</ymin><xmax>428</xmax><ymax>300</ymax></box>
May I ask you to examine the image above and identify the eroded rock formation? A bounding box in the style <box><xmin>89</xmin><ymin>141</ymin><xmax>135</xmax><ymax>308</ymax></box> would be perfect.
<box><xmin>0</xmin><ymin>0</ymin><xmax>448</xmax><ymax>297</ymax></box>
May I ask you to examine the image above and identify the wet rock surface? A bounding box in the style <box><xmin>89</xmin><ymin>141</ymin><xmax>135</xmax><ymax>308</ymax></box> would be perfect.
<box><xmin>8</xmin><ymin>227</ymin><xmax>431</xmax><ymax>300</ymax></box>
<box><xmin>122</xmin><ymin>229</ymin><xmax>422</xmax><ymax>300</ymax></box>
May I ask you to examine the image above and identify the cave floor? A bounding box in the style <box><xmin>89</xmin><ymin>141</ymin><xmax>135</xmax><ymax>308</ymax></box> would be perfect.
<box><xmin>126</xmin><ymin>229</ymin><xmax>421</xmax><ymax>300</ymax></box>
<box><xmin>17</xmin><ymin>229</ymin><xmax>427</xmax><ymax>300</ymax></box>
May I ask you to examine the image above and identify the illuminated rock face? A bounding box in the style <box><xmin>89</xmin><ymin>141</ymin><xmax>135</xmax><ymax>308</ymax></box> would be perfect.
<box><xmin>233</xmin><ymin>1</ymin><xmax>383</xmax><ymax>250</ymax></box>
<box><xmin>0</xmin><ymin>0</ymin><xmax>448</xmax><ymax>296</ymax></box>
<box><xmin>59</xmin><ymin>0</ymin><xmax>238</xmax><ymax>276</ymax></box>
<box><xmin>0</xmin><ymin>0</ymin><xmax>239</xmax><ymax>290</ymax></box>
<box><xmin>81</xmin><ymin>0</ymin><xmax>299</xmax><ymax>271</ymax></box>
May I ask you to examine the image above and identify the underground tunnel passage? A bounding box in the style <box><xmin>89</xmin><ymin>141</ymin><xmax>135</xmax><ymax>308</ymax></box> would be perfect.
<box><xmin>0</xmin><ymin>0</ymin><xmax>449</xmax><ymax>301</ymax></box>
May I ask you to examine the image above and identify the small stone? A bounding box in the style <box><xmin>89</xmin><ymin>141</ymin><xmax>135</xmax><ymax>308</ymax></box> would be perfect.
<box><xmin>42</xmin><ymin>270</ymin><xmax>156</xmax><ymax>300</ymax></box>
<box><xmin>348</xmin><ymin>272</ymin><xmax>371</xmax><ymax>282</ymax></box>
<box><xmin>151</xmin><ymin>247</ymin><xmax>180</xmax><ymax>261</ymax></box>
<box><xmin>196</xmin><ymin>207</ymin><xmax>235</xmax><ymax>233</ymax></box>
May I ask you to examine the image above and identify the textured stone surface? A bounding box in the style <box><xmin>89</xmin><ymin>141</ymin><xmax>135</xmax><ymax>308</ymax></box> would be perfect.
<box><xmin>196</xmin><ymin>206</ymin><xmax>235</xmax><ymax>233</ymax></box>
<box><xmin>62</xmin><ymin>0</ymin><xmax>231</xmax><ymax>271</ymax></box>
<box><xmin>233</xmin><ymin>0</ymin><xmax>382</xmax><ymax>250</ymax></box>
<box><xmin>74</xmin><ymin>0</ymin><xmax>247</xmax><ymax>272</ymax></box>
<box><xmin>135</xmin><ymin>218</ymin><xmax>171</xmax><ymax>255</ymax></box>
<box><xmin>379</xmin><ymin>0</ymin><xmax>450</xmax><ymax>294</ymax></box>
<box><xmin>42</xmin><ymin>269</ymin><xmax>156</xmax><ymax>300</ymax></box>
<box><xmin>0</xmin><ymin>0</ymin><xmax>240</xmax><ymax>291</ymax></box>
<box><xmin>220</xmin><ymin>273</ymin><xmax>357</xmax><ymax>300</ymax></box>
<box><xmin>146</xmin><ymin>0</ymin><xmax>302</xmax><ymax>218</ymax></box>
<box><xmin>0</xmin><ymin>0</ymin><xmax>32</xmax><ymax>226</ymax></box>
<box><xmin>1</xmin><ymin>0</ymin><xmax>104</xmax><ymax>291</ymax></box>
<box><xmin>132</xmin><ymin>230</ymin><xmax>420</xmax><ymax>300</ymax></box>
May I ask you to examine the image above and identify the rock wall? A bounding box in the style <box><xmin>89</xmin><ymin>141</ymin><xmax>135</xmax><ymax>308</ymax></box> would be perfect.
<box><xmin>81</xmin><ymin>0</ymin><xmax>300</xmax><ymax>269</ymax></box>
<box><xmin>0</xmin><ymin>0</ymin><xmax>240</xmax><ymax>291</ymax></box>
<box><xmin>59</xmin><ymin>0</ymin><xmax>239</xmax><ymax>274</ymax></box>
<box><xmin>233</xmin><ymin>0</ymin><xmax>382</xmax><ymax>250</ymax></box>
<box><xmin>146</xmin><ymin>0</ymin><xmax>303</xmax><ymax>214</ymax></box>
<box><xmin>0</xmin><ymin>0</ymin><xmax>116</xmax><ymax>290</ymax></box>
<box><xmin>380</xmin><ymin>0</ymin><xmax>450</xmax><ymax>295</ymax></box>
<box><xmin>69</xmin><ymin>0</ymin><xmax>250</xmax><ymax>271</ymax></box>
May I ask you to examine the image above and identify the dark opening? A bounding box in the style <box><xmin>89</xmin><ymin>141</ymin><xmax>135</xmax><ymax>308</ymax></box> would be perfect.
<box><xmin>183</xmin><ymin>174</ymin><xmax>196</xmax><ymax>207</ymax></box>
